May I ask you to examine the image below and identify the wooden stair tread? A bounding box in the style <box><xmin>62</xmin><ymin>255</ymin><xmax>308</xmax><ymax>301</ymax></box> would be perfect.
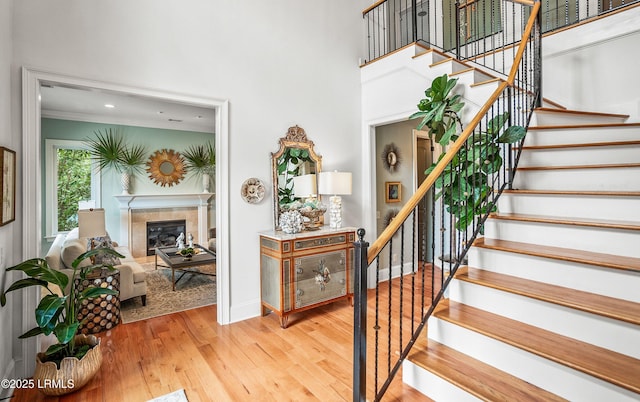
<box><xmin>489</xmin><ymin>212</ymin><xmax>640</xmax><ymax>231</ymax></box>
<box><xmin>435</xmin><ymin>300</ymin><xmax>640</xmax><ymax>393</ymax></box>
<box><xmin>502</xmin><ymin>189</ymin><xmax>640</xmax><ymax>197</ymax></box>
<box><xmin>408</xmin><ymin>339</ymin><xmax>566</xmax><ymax>402</ymax></box>
<box><xmin>528</xmin><ymin>122</ymin><xmax>640</xmax><ymax>130</ymax></box>
<box><xmin>456</xmin><ymin>267</ymin><xmax>640</xmax><ymax>325</ymax></box>
<box><xmin>517</xmin><ymin>162</ymin><xmax>640</xmax><ymax>171</ymax></box>
<box><xmin>518</xmin><ymin>139</ymin><xmax>640</xmax><ymax>150</ymax></box>
<box><xmin>473</xmin><ymin>237</ymin><xmax>640</xmax><ymax>273</ymax></box>
<box><xmin>533</xmin><ymin>107</ymin><xmax>630</xmax><ymax>119</ymax></box>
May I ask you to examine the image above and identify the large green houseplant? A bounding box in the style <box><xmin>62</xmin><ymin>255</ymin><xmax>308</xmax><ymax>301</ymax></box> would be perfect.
<box><xmin>85</xmin><ymin>128</ymin><xmax>147</xmax><ymax>194</ymax></box>
<box><xmin>0</xmin><ymin>247</ymin><xmax>124</xmax><ymax>394</ymax></box>
<box><xmin>411</xmin><ymin>74</ymin><xmax>526</xmax><ymax>230</ymax></box>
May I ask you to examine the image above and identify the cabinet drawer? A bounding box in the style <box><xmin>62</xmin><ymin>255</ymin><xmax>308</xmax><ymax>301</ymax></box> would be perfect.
<box><xmin>295</xmin><ymin>269</ymin><xmax>346</xmax><ymax>308</ymax></box>
<box><xmin>294</xmin><ymin>234</ymin><xmax>346</xmax><ymax>251</ymax></box>
<box><xmin>294</xmin><ymin>250</ymin><xmax>346</xmax><ymax>282</ymax></box>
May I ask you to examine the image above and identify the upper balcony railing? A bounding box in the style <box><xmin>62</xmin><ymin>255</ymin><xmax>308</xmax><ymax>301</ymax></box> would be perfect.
<box><xmin>363</xmin><ymin>0</ymin><xmax>639</xmax><ymax>67</ymax></box>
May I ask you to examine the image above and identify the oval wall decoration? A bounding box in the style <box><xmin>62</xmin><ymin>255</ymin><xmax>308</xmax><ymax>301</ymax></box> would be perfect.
<box><xmin>146</xmin><ymin>149</ymin><xmax>186</xmax><ymax>187</ymax></box>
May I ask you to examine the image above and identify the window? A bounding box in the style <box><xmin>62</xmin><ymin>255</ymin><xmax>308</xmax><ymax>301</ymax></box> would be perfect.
<box><xmin>45</xmin><ymin>139</ymin><xmax>101</xmax><ymax>238</ymax></box>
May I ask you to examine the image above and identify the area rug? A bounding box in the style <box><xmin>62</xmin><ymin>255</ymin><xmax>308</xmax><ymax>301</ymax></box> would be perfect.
<box><xmin>120</xmin><ymin>262</ymin><xmax>216</xmax><ymax>323</ymax></box>
<box><xmin>147</xmin><ymin>388</ymin><xmax>189</xmax><ymax>402</ymax></box>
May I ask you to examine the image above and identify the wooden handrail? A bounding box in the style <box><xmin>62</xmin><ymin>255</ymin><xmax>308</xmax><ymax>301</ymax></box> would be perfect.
<box><xmin>367</xmin><ymin>2</ymin><xmax>540</xmax><ymax>264</ymax></box>
<box><xmin>507</xmin><ymin>1</ymin><xmax>541</xmax><ymax>84</ymax></box>
<box><xmin>363</xmin><ymin>0</ymin><xmax>387</xmax><ymax>15</ymax></box>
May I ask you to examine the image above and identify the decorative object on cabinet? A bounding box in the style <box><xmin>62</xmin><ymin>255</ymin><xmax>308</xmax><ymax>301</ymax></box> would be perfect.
<box><xmin>85</xmin><ymin>128</ymin><xmax>147</xmax><ymax>195</ymax></box>
<box><xmin>240</xmin><ymin>177</ymin><xmax>266</xmax><ymax>204</ymax></box>
<box><xmin>292</xmin><ymin>174</ymin><xmax>326</xmax><ymax>230</ymax></box>
<box><xmin>0</xmin><ymin>146</ymin><xmax>16</xmax><ymax>226</ymax></box>
<box><xmin>381</xmin><ymin>142</ymin><xmax>400</xmax><ymax>172</ymax></box>
<box><xmin>318</xmin><ymin>171</ymin><xmax>352</xmax><ymax>229</ymax></box>
<box><xmin>259</xmin><ymin>227</ymin><xmax>356</xmax><ymax>328</ymax></box>
<box><xmin>385</xmin><ymin>181</ymin><xmax>401</xmax><ymax>203</ymax></box>
<box><xmin>182</xmin><ymin>141</ymin><xmax>215</xmax><ymax>193</ymax></box>
<box><xmin>271</xmin><ymin>125</ymin><xmax>322</xmax><ymax>230</ymax></box>
<box><xmin>279</xmin><ymin>210</ymin><xmax>304</xmax><ymax>234</ymax></box>
<box><xmin>146</xmin><ymin>149</ymin><xmax>186</xmax><ymax>187</ymax></box>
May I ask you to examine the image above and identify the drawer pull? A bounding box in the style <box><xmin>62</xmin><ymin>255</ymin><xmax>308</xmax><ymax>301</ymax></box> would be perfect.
<box><xmin>296</xmin><ymin>268</ymin><xmax>303</xmax><ymax>274</ymax></box>
<box><xmin>339</xmin><ymin>279</ymin><xmax>346</xmax><ymax>285</ymax></box>
<box><xmin>296</xmin><ymin>289</ymin><xmax>304</xmax><ymax>296</ymax></box>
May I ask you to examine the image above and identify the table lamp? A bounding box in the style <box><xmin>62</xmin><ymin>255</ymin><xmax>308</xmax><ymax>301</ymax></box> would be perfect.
<box><xmin>78</xmin><ymin>208</ymin><xmax>107</xmax><ymax>257</ymax></box>
<box><xmin>293</xmin><ymin>173</ymin><xmax>317</xmax><ymax>202</ymax></box>
<box><xmin>319</xmin><ymin>171</ymin><xmax>352</xmax><ymax>229</ymax></box>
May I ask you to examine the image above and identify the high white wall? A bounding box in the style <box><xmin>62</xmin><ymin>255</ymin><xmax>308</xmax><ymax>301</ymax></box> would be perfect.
<box><xmin>5</xmin><ymin>0</ymin><xmax>368</xmax><ymax>376</ymax></box>
<box><xmin>542</xmin><ymin>6</ymin><xmax>640</xmax><ymax>120</ymax></box>
<box><xmin>0</xmin><ymin>0</ymin><xmax>17</xmax><ymax>396</ymax></box>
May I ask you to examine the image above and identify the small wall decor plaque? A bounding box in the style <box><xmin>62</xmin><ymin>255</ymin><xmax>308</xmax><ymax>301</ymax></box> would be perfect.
<box><xmin>241</xmin><ymin>177</ymin><xmax>266</xmax><ymax>204</ymax></box>
<box><xmin>0</xmin><ymin>147</ymin><xmax>16</xmax><ymax>226</ymax></box>
<box><xmin>381</xmin><ymin>143</ymin><xmax>400</xmax><ymax>172</ymax></box>
<box><xmin>385</xmin><ymin>181</ymin><xmax>401</xmax><ymax>203</ymax></box>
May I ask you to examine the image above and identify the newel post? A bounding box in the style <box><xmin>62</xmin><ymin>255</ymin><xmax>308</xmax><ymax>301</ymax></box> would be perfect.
<box><xmin>353</xmin><ymin>228</ymin><xmax>369</xmax><ymax>402</ymax></box>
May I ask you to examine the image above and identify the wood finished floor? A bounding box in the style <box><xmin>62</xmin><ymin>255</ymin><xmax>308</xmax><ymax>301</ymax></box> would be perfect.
<box><xmin>13</xmin><ymin>272</ymin><xmax>433</xmax><ymax>402</ymax></box>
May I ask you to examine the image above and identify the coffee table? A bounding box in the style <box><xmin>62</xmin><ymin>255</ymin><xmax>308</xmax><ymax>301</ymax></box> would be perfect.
<box><xmin>154</xmin><ymin>244</ymin><xmax>216</xmax><ymax>291</ymax></box>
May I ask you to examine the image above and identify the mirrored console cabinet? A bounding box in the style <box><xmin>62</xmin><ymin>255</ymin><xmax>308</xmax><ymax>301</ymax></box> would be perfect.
<box><xmin>259</xmin><ymin>227</ymin><xmax>356</xmax><ymax>328</ymax></box>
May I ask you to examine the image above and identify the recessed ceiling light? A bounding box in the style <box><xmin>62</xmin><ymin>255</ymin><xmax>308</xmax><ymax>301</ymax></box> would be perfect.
<box><xmin>158</xmin><ymin>111</ymin><xmax>164</xmax><ymax>114</ymax></box>
<box><xmin>196</xmin><ymin>115</ymin><xmax>203</xmax><ymax>119</ymax></box>
<box><xmin>104</xmin><ymin>104</ymin><xmax>115</xmax><ymax>108</ymax></box>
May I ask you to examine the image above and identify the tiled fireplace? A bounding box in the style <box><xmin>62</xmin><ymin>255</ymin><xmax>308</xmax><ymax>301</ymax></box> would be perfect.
<box><xmin>114</xmin><ymin>193</ymin><xmax>214</xmax><ymax>258</ymax></box>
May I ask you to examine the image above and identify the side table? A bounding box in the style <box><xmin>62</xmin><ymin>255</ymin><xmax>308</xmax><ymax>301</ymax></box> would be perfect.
<box><xmin>75</xmin><ymin>268</ymin><xmax>120</xmax><ymax>334</ymax></box>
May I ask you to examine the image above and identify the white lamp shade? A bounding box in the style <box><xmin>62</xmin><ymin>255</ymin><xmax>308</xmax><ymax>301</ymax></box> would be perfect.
<box><xmin>319</xmin><ymin>171</ymin><xmax>352</xmax><ymax>195</ymax></box>
<box><xmin>293</xmin><ymin>174</ymin><xmax>317</xmax><ymax>198</ymax></box>
<box><xmin>78</xmin><ymin>208</ymin><xmax>107</xmax><ymax>238</ymax></box>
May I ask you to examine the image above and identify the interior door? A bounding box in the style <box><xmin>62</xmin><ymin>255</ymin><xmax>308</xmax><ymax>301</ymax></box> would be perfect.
<box><xmin>416</xmin><ymin>135</ymin><xmax>432</xmax><ymax>262</ymax></box>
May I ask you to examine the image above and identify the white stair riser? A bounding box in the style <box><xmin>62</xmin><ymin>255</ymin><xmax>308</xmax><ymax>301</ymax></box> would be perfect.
<box><xmin>530</xmin><ymin>112</ymin><xmax>627</xmax><ymax>126</ymax></box>
<box><xmin>449</xmin><ymin>280</ymin><xmax>640</xmax><ymax>359</ymax></box>
<box><xmin>512</xmin><ymin>167</ymin><xmax>640</xmax><ymax>191</ymax></box>
<box><xmin>517</xmin><ymin>145</ymin><xmax>640</xmax><ymax>167</ymax></box>
<box><xmin>484</xmin><ymin>219</ymin><xmax>640</xmax><ymax>258</ymax></box>
<box><xmin>524</xmin><ymin>126</ymin><xmax>639</xmax><ymax>146</ymax></box>
<box><xmin>497</xmin><ymin>193</ymin><xmax>640</xmax><ymax>222</ymax></box>
<box><xmin>467</xmin><ymin>246</ymin><xmax>640</xmax><ymax>302</ymax></box>
<box><xmin>428</xmin><ymin>317</ymin><xmax>640</xmax><ymax>401</ymax></box>
<box><xmin>402</xmin><ymin>360</ymin><xmax>481</xmax><ymax>402</ymax></box>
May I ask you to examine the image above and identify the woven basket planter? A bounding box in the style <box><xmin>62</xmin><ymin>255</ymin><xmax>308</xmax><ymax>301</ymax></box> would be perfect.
<box><xmin>33</xmin><ymin>334</ymin><xmax>102</xmax><ymax>396</ymax></box>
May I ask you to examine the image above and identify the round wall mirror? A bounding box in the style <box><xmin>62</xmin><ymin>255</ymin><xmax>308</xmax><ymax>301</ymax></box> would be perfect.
<box><xmin>147</xmin><ymin>149</ymin><xmax>186</xmax><ymax>187</ymax></box>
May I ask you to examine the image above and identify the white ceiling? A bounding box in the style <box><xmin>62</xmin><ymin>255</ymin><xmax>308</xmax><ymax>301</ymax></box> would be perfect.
<box><xmin>40</xmin><ymin>84</ymin><xmax>216</xmax><ymax>133</ymax></box>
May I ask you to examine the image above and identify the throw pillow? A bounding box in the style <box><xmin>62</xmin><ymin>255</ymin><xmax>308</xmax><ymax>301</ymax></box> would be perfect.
<box><xmin>87</xmin><ymin>234</ymin><xmax>122</xmax><ymax>266</ymax></box>
<box><xmin>61</xmin><ymin>238</ymin><xmax>91</xmax><ymax>269</ymax></box>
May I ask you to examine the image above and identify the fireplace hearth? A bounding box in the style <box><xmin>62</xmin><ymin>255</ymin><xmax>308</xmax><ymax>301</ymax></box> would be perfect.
<box><xmin>146</xmin><ymin>219</ymin><xmax>187</xmax><ymax>256</ymax></box>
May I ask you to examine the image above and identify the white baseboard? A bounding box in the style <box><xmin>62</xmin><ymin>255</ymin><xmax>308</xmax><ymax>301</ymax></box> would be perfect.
<box><xmin>229</xmin><ymin>298</ymin><xmax>261</xmax><ymax>324</ymax></box>
<box><xmin>0</xmin><ymin>358</ymin><xmax>15</xmax><ymax>400</ymax></box>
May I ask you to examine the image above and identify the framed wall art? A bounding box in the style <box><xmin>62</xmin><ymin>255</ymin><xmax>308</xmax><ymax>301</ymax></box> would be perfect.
<box><xmin>1</xmin><ymin>147</ymin><xmax>16</xmax><ymax>226</ymax></box>
<box><xmin>385</xmin><ymin>181</ymin><xmax>401</xmax><ymax>203</ymax></box>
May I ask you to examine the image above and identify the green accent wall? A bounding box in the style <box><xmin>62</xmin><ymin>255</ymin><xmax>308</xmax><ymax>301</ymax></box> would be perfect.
<box><xmin>41</xmin><ymin>118</ymin><xmax>214</xmax><ymax>252</ymax></box>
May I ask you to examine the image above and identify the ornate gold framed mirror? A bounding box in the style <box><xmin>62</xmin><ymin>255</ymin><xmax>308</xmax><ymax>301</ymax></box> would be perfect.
<box><xmin>146</xmin><ymin>149</ymin><xmax>186</xmax><ymax>187</ymax></box>
<box><xmin>271</xmin><ymin>125</ymin><xmax>322</xmax><ymax>229</ymax></box>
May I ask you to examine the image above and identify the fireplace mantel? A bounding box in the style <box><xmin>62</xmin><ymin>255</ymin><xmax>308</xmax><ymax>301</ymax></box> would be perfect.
<box><xmin>114</xmin><ymin>193</ymin><xmax>214</xmax><ymax>209</ymax></box>
<box><xmin>115</xmin><ymin>193</ymin><xmax>214</xmax><ymax>249</ymax></box>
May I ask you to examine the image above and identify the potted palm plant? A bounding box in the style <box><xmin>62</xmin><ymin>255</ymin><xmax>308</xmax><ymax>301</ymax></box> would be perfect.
<box><xmin>85</xmin><ymin>128</ymin><xmax>147</xmax><ymax>194</ymax></box>
<box><xmin>182</xmin><ymin>141</ymin><xmax>215</xmax><ymax>192</ymax></box>
<box><xmin>0</xmin><ymin>247</ymin><xmax>124</xmax><ymax>396</ymax></box>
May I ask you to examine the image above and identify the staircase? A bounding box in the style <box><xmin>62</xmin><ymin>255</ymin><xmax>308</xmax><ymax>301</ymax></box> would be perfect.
<box><xmin>403</xmin><ymin>108</ymin><xmax>640</xmax><ymax>400</ymax></box>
